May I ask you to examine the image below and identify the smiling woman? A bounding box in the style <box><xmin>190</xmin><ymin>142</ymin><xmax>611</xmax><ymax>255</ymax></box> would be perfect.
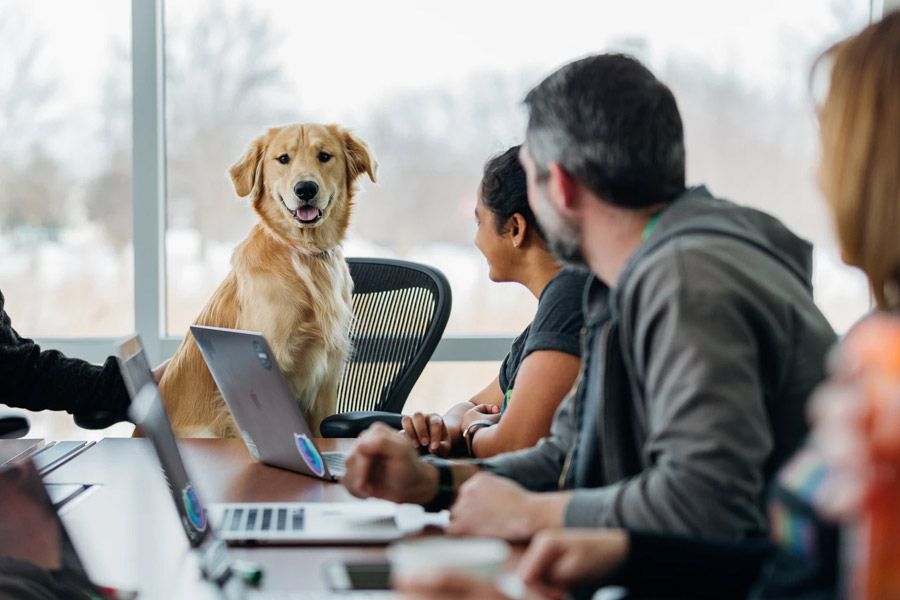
<box><xmin>401</xmin><ymin>146</ymin><xmax>591</xmax><ymax>458</ymax></box>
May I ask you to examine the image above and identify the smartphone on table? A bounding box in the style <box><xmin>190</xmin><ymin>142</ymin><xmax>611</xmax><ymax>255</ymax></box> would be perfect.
<box><xmin>326</xmin><ymin>560</ymin><xmax>392</xmax><ymax>592</ymax></box>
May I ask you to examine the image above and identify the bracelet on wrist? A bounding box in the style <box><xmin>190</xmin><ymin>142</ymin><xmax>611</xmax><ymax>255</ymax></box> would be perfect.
<box><xmin>462</xmin><ymin>419</ymin><xmax>496</xmax><ymax>457</ymax></box>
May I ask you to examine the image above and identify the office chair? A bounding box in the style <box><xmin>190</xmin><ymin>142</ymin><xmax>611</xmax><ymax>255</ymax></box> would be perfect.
<box><xmin>319</xmin><ymin>257</ymin><xmax>452</xmax><ymax>438</ymax></box>
<box><xmin>75</xmin><ymin>257</ymin><xmax>451</xmax><ymax>438</ymax></box>
<box><xmin>0</xmin><ymin>409</ymin><xmax>30</xmax><ymax>438</ymax></box>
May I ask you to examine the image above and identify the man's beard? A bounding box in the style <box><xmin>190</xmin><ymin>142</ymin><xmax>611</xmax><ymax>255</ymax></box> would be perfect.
<box><xmin>532</xmin><ymin>187</ymin><xmax>587</xmax><ymax>269</ymax></box>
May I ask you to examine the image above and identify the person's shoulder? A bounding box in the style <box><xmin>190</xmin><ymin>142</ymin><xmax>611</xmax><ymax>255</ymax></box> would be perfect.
<box><xmin>544</xmin><ymin>267</ymin><xmax>592</xmax><ymax>298</ymax></box>
<box><xmin>626</xmin><ymin>234</ymin><xmax>766</xmax><ymax>293</ymax></box>
<box><xmin>532</xmin><ymin>269</ymin><xmax>589</xmax><ymax>334</ymax></box>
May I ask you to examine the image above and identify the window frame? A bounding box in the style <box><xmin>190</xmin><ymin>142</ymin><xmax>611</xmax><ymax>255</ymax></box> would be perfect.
<box><xmin>31</xmin><ymin>0</ymin><xmax>888</xmax><ymax>366</ymax></box>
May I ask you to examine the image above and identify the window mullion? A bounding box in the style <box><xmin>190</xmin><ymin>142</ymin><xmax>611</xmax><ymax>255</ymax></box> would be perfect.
<box><xmin>131</xmin><ymin>0</ymin><xmax>168</xmax><ymax>364</ymax></box>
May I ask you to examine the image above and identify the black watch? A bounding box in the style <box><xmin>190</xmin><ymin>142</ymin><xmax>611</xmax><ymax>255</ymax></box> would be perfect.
<box><xmin>422</xmin><ymin>462</ymin><xmax>454</xmax><ymax>513</ymax></box>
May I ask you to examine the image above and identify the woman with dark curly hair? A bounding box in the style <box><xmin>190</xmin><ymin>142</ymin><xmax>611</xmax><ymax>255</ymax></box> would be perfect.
<box><xmin>402</xmin><ymin>145</ymin><xmax>596</xmax><ymax>458</ymax></box>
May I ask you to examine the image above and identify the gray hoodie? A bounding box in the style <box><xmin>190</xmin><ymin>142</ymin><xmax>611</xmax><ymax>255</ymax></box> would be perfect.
<box><xmin>480</xmin><ymin>186</ymin><xmax>836</xmax><ymax>540</ymax></box>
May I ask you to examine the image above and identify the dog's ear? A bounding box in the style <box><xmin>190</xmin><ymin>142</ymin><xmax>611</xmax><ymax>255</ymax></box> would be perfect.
<box><xmin>343</xmin><ymin>130</ymin><xmax>378</xmax><ymax>184</ymax></box>
<box><xmin>229</xmin><ymin>133</ymin><xmax>268</xmax><ymax>198</ymax></box>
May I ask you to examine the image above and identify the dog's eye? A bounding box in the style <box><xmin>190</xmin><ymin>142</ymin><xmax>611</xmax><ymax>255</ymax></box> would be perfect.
<box><xmin>317</xmin><ymin>151</ymin><xmax>332</xmax><ymax>163</ymax></box>
<box><xmin>277</xmin><ymin>154</ymin><xmax>290</xmax><ymax>164</ymax></box>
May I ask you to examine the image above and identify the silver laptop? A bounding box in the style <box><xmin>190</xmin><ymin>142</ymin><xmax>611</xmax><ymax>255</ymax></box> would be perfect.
<box><xmin>189</xmin><ymin>325</ymin><xmax>346</xmax><ymax>481</ymax></box>
<box><xmin>117</xmin><ymin>335</ymin><xmax>405</xmax><ymax>545</ymax></box>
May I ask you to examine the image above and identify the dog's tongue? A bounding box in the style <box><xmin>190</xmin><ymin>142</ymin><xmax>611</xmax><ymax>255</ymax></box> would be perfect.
<box><xmin>297</xmin><ymin>206</ymin><xmax>319</xmax><ymax>221</ymax></box>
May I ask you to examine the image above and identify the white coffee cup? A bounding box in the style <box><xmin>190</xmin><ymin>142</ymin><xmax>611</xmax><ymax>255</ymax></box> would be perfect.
<box><xmin>387</xmin><ymin>537</ymin><xmax>511</xmax><ymax>582</ymax></box>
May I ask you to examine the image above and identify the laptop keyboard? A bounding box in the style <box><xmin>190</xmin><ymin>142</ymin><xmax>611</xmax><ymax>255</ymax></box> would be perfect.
<box><xmin>220</xmin><ymin>506</ymin><xmax>305</xmax><ymax>533</ymax></box>
<box><xmin>323</xmin><ymin>452</ymin><xmax>346</xmax><ymax>477</ymax></box>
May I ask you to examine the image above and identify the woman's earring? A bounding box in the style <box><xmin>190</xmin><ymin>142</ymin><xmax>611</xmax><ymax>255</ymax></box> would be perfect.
<box><xmin>513</xmin><ymin>241</ymin><xmax>519</xmax><ymax>248</ymax></box>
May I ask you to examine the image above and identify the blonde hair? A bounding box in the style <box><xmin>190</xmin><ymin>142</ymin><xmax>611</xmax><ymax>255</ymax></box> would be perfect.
<box><xmin>818</xmin><ymin>11</ymin><xmax>900</xmax><ymax>310</ymax></box>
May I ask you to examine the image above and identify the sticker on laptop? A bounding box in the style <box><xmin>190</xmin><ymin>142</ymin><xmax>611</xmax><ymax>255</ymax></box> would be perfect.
<box><xmin>182</xmin><ymin>483</ymin><xmax>207</xmax><ymax>533</ymax></box>
<box><xmin>253</xmin><ymin>341</ymin><xmax>272</xmax><ymax>369</ymax></box>
<box><xmin>294</xmin><ymin>433</ymin><xmax>325</xmax><ymax>477</ymax></box>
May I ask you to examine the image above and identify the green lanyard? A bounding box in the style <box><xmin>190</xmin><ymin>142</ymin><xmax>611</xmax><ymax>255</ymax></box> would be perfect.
<box><xmin>642</xmin><ymin>212</ymin><xmax>662</xmax><ymax>240</ymax></box>
<box><xmin>501</xmin><ymin>388</ymin><xmax>513</xmax><ymax>414</ymax></box>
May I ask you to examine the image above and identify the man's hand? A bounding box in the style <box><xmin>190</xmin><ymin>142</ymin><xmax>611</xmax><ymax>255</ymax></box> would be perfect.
<box><xmin>402</xmin><ymin>411</ymin><xmax>452</xmax><ymax>457</ymax></box>
<box><xmin>517</xmin><ymin>528</ymin><xmax>630</xmax><ymax>594</ymax></box>
<box><xmin>342</xmin><ymin>422</ymin><xmax>439</xmax><ymax>504</ymax></box>
<box><xmin>446</xmin><ymin>472</ymin><xmax>569</xmax><ymax>541</ymax></box>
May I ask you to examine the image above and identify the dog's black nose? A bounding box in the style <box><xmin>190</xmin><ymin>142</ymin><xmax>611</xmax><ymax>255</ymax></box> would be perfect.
<box><xmin>294</xmin><ymin>180</ymin><xmax>319</xmax><ymax>201</ymax></box>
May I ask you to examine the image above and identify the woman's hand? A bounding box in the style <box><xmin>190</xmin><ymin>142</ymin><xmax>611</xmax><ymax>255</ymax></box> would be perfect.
<box><xmin>401</xmin><ymin>411</ymin><xmax>452</xmax><ymax>457</ymax></box>
<box><xmin>461</xmin><ymin>404</ymin><xmax>501</xmax><ymax>431</ymax></box>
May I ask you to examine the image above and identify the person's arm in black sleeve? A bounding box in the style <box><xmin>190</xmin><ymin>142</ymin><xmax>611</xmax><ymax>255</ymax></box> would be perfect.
<box><xmin>0</xmin><ymin>290</ymin><xmax>129</xmax><ymax>415</ymax></box>
<box><xmin>599</xmin><ymin>530</ymin><xmax>772</xmax><ymax>599</ymax></box>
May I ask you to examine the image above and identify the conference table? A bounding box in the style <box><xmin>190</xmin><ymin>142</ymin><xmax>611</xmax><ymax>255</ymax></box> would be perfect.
<box><xmin>1</xmin><ymin>437</ymin><xmax>485</xmax><ymax>599</ymax></box>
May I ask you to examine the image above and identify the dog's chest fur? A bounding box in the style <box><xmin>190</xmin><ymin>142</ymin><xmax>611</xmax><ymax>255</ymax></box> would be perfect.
<box><xmin>234</xmin><ymin>239</ymin><xmax>353</xmax><ymax>412</ymax></box>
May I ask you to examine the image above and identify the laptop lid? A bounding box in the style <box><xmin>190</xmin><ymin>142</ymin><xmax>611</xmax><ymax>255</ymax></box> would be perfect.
<box><xmin>125</xmin><ymin>383</ymin><xmax>239</xmax><ymax>586</ymax></box>
<box><xmin>0</xmin><ymin>459</ymin><xmax>101</xmax><ymax>597</ymax></box>
<box><xmin>128</xmin><ymin>385</ymin><xmax>212</xmax><ymax>548</ymax></box>
<box><xmin>116</xmin><ymin>333</ymin><xmax>156</xmax><ymax>401</ymax></box>
<box><xmin>189</xmin><ymin>325</ymin><xmax>334</xmax><ymax>480</ymax></box>
<box><xmin>116</xmin><ymin>334</ymin><xmax>207</xmax><ymax>544</ymax></box>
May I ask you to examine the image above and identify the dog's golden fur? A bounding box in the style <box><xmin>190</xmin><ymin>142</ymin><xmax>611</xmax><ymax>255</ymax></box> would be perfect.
<box><xmin>157</xmin><ymin>123</ymin><xmax>376</xmax><ymax>438</ymax></box>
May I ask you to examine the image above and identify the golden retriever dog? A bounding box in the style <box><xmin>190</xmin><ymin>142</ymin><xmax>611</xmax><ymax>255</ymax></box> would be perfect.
<box><xmin>156</xmin><ymin>123</ymin><xmax>377</xmax><ymax>438</ymax></box>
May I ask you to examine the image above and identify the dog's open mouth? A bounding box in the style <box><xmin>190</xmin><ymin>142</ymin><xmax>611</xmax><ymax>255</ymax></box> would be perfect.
<box><xmin>293</xmin><ymin>205</ymin><xmax>323</xmax><ymax>224</ymax></box>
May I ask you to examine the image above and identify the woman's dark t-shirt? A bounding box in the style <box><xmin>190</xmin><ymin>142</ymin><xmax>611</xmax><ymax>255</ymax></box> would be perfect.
<box><xmin>498</xmin><ymin>268</ymin><xmax>589</xmax><ymax>409</ymax></box>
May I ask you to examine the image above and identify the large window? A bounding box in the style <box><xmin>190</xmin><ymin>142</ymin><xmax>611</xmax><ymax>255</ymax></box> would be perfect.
<box><xmin>0</xmin><ymin>2</ymin><xmax>133</xmax><ymax>440</ymax></box>
<box><xmin>0</xmin><ymin>2</ymin><xmax>133</xmax><ymax>337</ymax></box>
<box><xmin>1</xmin><ymin>0</ymin><xmax>877</xmax><ymax>439</ymax></box>
<box><xmin>163</xmin><ymin>0</ymin><xmax>870</xmax><ymax>339</ymax></box>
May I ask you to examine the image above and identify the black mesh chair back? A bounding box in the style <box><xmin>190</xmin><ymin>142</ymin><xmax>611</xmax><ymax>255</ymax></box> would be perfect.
<box><xmin>337</xmin><ymin>258</ymin><xmax>451</xmax><ymax>414</ymax></box>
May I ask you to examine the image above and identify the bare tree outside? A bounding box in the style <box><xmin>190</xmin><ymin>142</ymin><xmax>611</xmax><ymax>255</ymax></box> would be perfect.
<box><xmin>0</xmin><ymin>9</ymin><xmax>63</xmax><ymax>236</ymax></box>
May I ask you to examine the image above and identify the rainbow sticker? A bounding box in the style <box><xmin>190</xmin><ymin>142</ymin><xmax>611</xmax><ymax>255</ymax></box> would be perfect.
<box><xmin>182</xmin><ymin>484</ymin><xmax>207</xmax><ymax>533</ymax></box>
<box><xmin>294</xmin><ymin>433</ymin><xmax>325</xmax><ymax>477</ymax></box>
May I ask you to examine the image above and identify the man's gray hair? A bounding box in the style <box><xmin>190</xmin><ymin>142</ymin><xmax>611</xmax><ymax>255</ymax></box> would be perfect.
<box><xmin>524</xmin><ymin>54</ymin><xmax>685</xmax><ymax>209</ymax></box>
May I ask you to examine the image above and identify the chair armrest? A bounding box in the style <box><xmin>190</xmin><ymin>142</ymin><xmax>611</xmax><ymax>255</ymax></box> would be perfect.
<box><xmin>320</xmin><ymin>411</ymin><xmax>404</xmax><ymax>438</ymax></box>
<box><xmin>0</xmin><ymin>409</ymin><xmax>30</xmax><ymax>439</ymax></box>
<box><xmin>73</xmin><ymin>409</ymin><xmax>128</xmax><ymax>430</ymax></box>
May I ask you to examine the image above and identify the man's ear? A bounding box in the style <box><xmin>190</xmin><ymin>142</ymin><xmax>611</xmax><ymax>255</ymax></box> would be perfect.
<box><xmin>229</xmin><ymin>133</ymin><xmax>268</xmax><ymax>198</ymax></box>
<box><xmin>343</xmin><ymin>130</ymin><xmax>378</xmax><ymax>184</ymax></box>
<box><xmin>547</xmin><ymin>162</ymin><xmax>579</xmax><ymax>215</ymax></box>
